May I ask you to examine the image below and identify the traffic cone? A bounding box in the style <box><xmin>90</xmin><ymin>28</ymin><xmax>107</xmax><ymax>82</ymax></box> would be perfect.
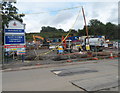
<box><xmin>110</xmin><ymin>52</ymin><xmax>114</xmax><ymax>59</ymax></box>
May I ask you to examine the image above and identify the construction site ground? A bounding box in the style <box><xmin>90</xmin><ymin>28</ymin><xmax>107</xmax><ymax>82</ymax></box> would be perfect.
<box><xmin>2</xmin><ymin>48</ymin><xmax>119</xmax><ymax>70</ymax></box>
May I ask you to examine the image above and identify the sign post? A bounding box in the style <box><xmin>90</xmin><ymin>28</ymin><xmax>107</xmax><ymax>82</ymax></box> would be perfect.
<box><xmin>13</xmin><ymin>52</ymin><xmax>15</xmax><ymax>60</ymax></box>
<box><xmin>4</xmin><ymin>20</ymin><xmax>26</xmax><ymax>62</ymax></box>
<box><xmin>22</xmin><ymin>54</ymin><xmax>24</xmax><ymax>63</ymax></box>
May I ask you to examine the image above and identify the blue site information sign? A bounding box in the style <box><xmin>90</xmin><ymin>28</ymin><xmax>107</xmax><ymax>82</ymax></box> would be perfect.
<box><xmin>5</xmin><ymin>35</ymin><xmax>25</xmax><ymax>44</ymax></box>
<box><xmin>5</xmin><ymin>29</ymin><xmax>24</xmax><ymax>33</ymax></box>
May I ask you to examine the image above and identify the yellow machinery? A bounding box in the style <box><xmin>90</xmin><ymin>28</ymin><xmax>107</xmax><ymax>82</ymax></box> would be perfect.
<box><xmin>33</xmin><ymin>35</ymin><xmax>50</xmax><ymax>49</ymax></box>
<box><xmin>33</xmin><ymin>35</ymin><xmax>44</xmax><ymax>43</ymax></box>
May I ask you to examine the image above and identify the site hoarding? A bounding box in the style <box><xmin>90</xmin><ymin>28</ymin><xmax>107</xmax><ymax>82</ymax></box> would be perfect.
<box><xmin>4</xmin><ymin>20</ymin><xmax>26</xmax><ymax>55</ymax></box>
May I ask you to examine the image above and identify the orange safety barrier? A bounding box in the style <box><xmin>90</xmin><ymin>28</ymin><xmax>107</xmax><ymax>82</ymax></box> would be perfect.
<box><xmin>66</xmin><ymin>60</ymin><xmax>72</xmax><ymax>62</ymax></box>
<box><xmin>92</xmin><ymin>57</ymin><xmax>99</xmax><ymax>60</ymax></box>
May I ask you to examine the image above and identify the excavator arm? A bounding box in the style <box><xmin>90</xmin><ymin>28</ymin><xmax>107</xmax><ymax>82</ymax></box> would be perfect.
<box><xmin>33</xmin><ymin>35</ymin><xmax>44</xmax><ymax>43</ymax></box>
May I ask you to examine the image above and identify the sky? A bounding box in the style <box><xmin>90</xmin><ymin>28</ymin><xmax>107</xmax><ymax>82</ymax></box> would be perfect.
<box><xmin>14</xmin><ymin>0</ymin><xmax>119</xmax><ymax>33</ymax></box>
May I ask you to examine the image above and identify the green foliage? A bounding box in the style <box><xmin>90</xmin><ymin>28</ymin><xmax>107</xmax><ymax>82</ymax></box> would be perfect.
<box><xmin>69</xmin><ymin>29</ymin><xmax>78</xmax><ymax>36</ymax></box>
<box><xmin>105</xmin><ymin>22</ymin><xmax>118</xmax><ymax>39</ymax></box>
<box><xmin>2</xmin><ymin>2</ymin><xmax>25</xmax><ymax>29</ymax></box>
<box><xmin>26</xmin><ymin>19</ymin><xmax>118</xmax><ymax>41</ymax></box>
<box><xmin>1</xmin><ymin>2</ymin><xmax>25</xmax><ymax>45</ymax></box>
<box><xmin>40</xmin><ymin>26</ymin><xmax>67</xmax><ymax>38</ymax></box>
<box><xmin>77</xmin><ymin>19</ymin><xmax>118</xmax><ymax>40</ymax></box>
<box><xmin>88</xmin><ymin>19</ymin><xmax>106</xmax><ymax>35</ymax></box>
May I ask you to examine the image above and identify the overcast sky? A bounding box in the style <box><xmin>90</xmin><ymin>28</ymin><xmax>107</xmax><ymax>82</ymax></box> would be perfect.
<box><xmin>14</xmin><ymin>0</ymin><xmax>118</xmax><ymax>33</ymax></box>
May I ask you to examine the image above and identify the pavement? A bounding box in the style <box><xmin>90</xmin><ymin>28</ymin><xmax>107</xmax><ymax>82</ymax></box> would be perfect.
<box><xmin>71</xmin><ymin>75</ymin><xmax>119</xmax><ymax>91</ymax></box>
<box><xmin>2</xmin><ymin>59</ymin><xmax>119</xmax><ymax>92</ymax></box>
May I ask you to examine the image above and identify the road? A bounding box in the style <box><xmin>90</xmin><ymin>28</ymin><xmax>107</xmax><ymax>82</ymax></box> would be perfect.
<box><xmin>2</xmin><ymin>59</ymin><xmax>118</xmax><ymax>91</ymax></box>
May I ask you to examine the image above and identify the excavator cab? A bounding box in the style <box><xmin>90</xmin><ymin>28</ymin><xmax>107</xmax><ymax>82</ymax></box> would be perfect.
<box><xmin>42</xmin><ymin>38</ymin><xmax>50</xmax><ymax>48</ymax></box>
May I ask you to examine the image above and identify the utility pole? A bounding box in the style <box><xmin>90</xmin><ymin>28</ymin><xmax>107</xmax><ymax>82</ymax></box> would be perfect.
<box><xmin>82</xmin><ymin>7</ymin><xmax>89</xmax><ymax>44</ymax></box>
<box><xmin>0</xmin><ymin>3</ymin><xmax>3</xmax><ymax>65</ymax></box>
<box><xmin>0</xmin><ymin>3</ymin><xmax>2</xmax><ymax>92</ymax></box>
<box><xmin>82</xmin><ymin>6</ymin><xmax>90</xmax><ymax>52</ymax></box>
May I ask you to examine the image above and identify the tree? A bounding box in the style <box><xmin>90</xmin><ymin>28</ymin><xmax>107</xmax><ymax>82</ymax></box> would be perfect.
<box><xmin>2</xmin><ymin>2</ymin><xmax>25</xmax><ymax>29</ymax></box>
<box><xmin>68</xmin><ymin>29</ymin><xmax>78</xmax><ymax>36</ymax></box>
<box><xmin>88</xmin><ymin>19</ymin><xmax>106</xmax><ymax>35</ymax></box>
<box><xmin>1</xmin><ymin>2</ymin><xmax>25</xmax><ymax>45</ymax></box>
<box><xmin>40</xmin><ymin>26</ymin><xmax>66</xmax><ymax>38</ymax></box>
<box><xmin>77</xmin><ymin>28</ymin><xmax>86</xmax><ymax>36</ymax></box>
<box><xmin>118</xmin><ymin>24</ymin><xmax>120</xmax><ymax>40</ymax></box>
<box><xmin>105</xmin><ymin>22</ymin><xmax>118</xmax><ymax>39</ymax></box>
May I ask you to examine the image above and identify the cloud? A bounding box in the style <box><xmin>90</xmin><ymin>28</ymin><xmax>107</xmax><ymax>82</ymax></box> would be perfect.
<box><xmin>118</xmin><ymin>2</ymin><xmax>120</xmax><ymax>24</ymax></box>
<box><xmin>78</xmin><ymin>2</ymin><xmax>118</xmax><ymax>26</ymax></box>
<box><xmin>15</xmin><ymin>1</ymin><xmax>118</xmax><ymax>33</ymax></box>
<box><xmin>50</xmin><ymin>11</ymin><xmax>75</xmax><ymax>24</ymax></box>
<box><xmin>16</xmin><ymin>0</ymin><xmax>119</xmax><ymax>2</ymax></box>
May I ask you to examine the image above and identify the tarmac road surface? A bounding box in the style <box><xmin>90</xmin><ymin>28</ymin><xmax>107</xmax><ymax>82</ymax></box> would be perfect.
<box><xmin>2</xmin><ymin>59</ymin><xmax>118</xmax><ymax>91</ymax></box>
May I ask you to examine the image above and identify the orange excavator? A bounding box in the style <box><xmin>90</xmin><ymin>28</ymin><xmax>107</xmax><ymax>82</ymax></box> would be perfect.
<box><xmin>33</xmin><ymin>35</ymin><xmax>50</xmax><ymax>48</ymax></box>
<box><xmin>33</xmin><ymin>35</ymin><xmax>44</xmax><ymax>44</ymax></box>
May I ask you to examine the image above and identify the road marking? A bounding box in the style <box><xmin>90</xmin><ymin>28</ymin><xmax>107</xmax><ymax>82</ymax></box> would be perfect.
<box><xmin>53</xmin><ymin>71</ymin><xmax>62</xmax><ymax>75</ymax></box>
